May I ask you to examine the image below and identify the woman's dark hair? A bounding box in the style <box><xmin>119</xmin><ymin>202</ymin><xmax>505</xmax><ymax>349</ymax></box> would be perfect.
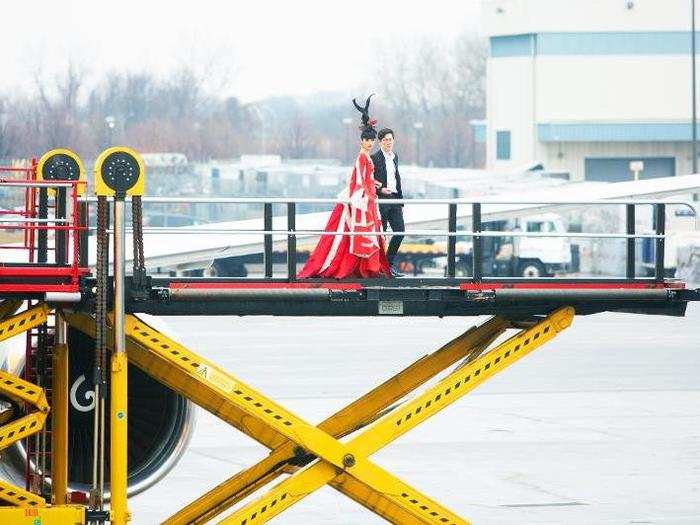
<box><xmin>378</xmin><ymin>128</ymin><xmax>394</xmax><ymax>140</ymax></box>
<box><xmin>353</xmin><ymin>94</ymin><xmax>377</xmax><ymax>140</ymax></box>
<box><xmin>361</xmin><ymin>127</ymin><xmax>378</xmax><ymax>140</ymax></box>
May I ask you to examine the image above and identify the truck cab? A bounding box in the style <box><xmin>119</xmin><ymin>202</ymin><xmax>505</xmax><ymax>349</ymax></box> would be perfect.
<box><xmin>508</xmin><ymin>213</ymin><xmax>573</xmax><ymax>277</ymax></box>
<box><xmin>444</xmin><ymin>213</ymin><xmax>573</xmax><ymax>278</ymax></box>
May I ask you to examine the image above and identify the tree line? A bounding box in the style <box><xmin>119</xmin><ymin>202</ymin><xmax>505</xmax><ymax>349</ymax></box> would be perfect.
<box><xmin>0</xmin><ymin>32</ymin><xmax>486</xmax><ymax>168</ymax></box>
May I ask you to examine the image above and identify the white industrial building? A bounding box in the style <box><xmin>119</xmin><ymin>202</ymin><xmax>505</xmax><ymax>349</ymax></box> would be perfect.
<box><xmin>478</xmin><ymin>0</ymin><xmax>700</xmax><ymax>181</ymax></box>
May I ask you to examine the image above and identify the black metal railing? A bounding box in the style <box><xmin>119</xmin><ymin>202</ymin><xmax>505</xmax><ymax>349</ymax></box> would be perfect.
<box><xmin>81</xmin><ymin>196</ymin><xmax>698</xmax><ymax>283</ymax></box>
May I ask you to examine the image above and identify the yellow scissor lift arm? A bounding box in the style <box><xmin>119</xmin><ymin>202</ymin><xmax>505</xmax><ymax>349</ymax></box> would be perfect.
<box><xmin>0</xmin><ymin>369</ymin><xmax>49</xmax><ymax>507</ymax></box>
<box><xmin>0</xmin><ymin>303</ymin><xmax>52</xmax><ymax>509</ymax></box>
<box><xmin>0</xmin><ymin>303</ymin><xmax>86</xmax><ymax>524</ymax></box>
<box><xmin>0</xmin><ymin>299</ymin><xmax>23</xmax><ymax>322</ymax></box>
<box><xmin>65</xmin><ymin>306</ymin><xmax>574</xmax><ymax>524</ymax></box>
<box><xmin>0</xmin><ymin>305</ymin><xmax>52</xmax><ymax>484</ymax></box>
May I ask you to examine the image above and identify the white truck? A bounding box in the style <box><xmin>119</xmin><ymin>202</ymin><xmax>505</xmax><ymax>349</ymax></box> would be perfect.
<box><xmin>505</xmin><ymin>213</ymin><xmax>574</xmax><ymax>277</ymax></box>
<box><xmin>424</xmin><ymin>213</ymin><xmax>574</xmax><ymax>278</ymax></box>
<box><xmin>640</xmin><ymin>205</ymin><xmax>697</xmax><ymax>277</ymax></box>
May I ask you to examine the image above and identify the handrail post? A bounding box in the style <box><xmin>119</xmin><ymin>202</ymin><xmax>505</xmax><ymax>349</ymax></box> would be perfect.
<box><xmin>446</xmin><ymin>203</ymin><xmax>457</xmax><ymax>278</ymax></box>
<box><xmin>263</xmin><ymin>202</ymin><xmax>273</xmax><ymax>278</ymax></box>
<box><xmin>626</xmin><ymin>204</ymin><xmax>635</xmax><ymax>279</ymax></box>
<box><xmin>56</xmin><ymin>186</ymin><xmax>67</xmax><ymax>265</ymax></box>
<box><xmin>79</xmin><ymin>198</ymin><xmax>89</xmax><ymax>269</ymax></box>
<box><xmin>37</xmin><ymin>188</ymin><xmax>48</xmax><ymax>263</ymax></box>
<box><xmin>28</xmin><ymin>158</ymin><xmax>37</xmax><ymax>262</ymax></box>
<box><xmin>71</xmin><ymin>182</ymin><xmax>80</xmax><ymax>283</ymax></box>
<box><xmin>287</xmin><ymin>202</ymin><xmax>296</xmax><ymax>280</ymax></box>
<box><xmin>472</xmin><ymin>203</ymin><xmax>482</xmax><ymax>281</ymax></box>
<box><xmin>654</xmin><ymin>203</ymin><xmax>665</xmax><ymax>282</ymax></box>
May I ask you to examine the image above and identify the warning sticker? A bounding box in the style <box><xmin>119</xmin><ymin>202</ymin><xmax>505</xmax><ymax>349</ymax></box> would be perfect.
<box><xmin>196</xmin><ymin>365</ymin><xmax>236</xmax><ymax>393</ymax></box>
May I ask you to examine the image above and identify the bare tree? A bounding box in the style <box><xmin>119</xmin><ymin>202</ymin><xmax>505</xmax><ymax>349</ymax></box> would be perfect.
<box><xmin>275</xmin><ymin>107</ymin><xmax>316</xmax><ymax>158</ymax></box>
<box><xmin>0</xmin><ymin>32</ymin><xmax>486</xmax><ymax>167</ymax></box>
<box><xmin>0</xmin><ymin>98</ymin><xmax>15</xmax><ymax>158</ymax></box>
<box><xmin>369</xmin><ymin>31</ymin><xmax>487</xmax><ymax>167</ymax></box>
<box><xmin>34</xmin><ymin>61</ymin><xmax>88</xmax><ymax>150</ymax></box>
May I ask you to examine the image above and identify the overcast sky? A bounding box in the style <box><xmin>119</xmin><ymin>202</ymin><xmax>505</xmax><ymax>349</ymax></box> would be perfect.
<box><xmin>1</xmin><ymin>0</ymin><xmax>480</xmax><ymax>102</ymax></box>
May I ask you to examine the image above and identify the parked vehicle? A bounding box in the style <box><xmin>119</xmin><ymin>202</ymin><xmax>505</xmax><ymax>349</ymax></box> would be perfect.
<box><xmin>416</xmin><ymin>213</ymin><xmax>574</xmax><ymax>278</ymax></box>
<box><xmin>207</xmin><ymin>213</ymin><xmax>575</xmax><ymax>278</ymax></box>
<box><xmin>641</xmin><ymin>205</ymin><xmax>697</xmax><ymax>277</ymax></box>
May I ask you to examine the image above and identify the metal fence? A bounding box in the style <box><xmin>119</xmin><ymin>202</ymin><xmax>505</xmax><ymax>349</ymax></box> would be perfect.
<box><xmin>78</xmin><ymin>196</ymin><xmax>698</xmax><ymax>282</ymax></box>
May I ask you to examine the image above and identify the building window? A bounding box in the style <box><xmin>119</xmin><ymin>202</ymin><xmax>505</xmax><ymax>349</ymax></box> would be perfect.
<box><xmin>496</xmin><ymin>131</ymin><xmax>511</xmax><ymax>160</ymax></box>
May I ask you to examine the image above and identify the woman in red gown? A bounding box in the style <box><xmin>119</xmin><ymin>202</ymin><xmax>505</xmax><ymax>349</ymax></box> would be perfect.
<box><xmin>298</xmin><ymin>96</ymin><xmax>391</xmax><ymax>279</ymax></box>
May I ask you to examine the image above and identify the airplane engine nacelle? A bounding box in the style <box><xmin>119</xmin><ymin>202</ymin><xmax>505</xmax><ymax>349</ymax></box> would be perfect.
<box><xmin>0</xmin><ymin>316</ymin><xmax>195</xmax><ymax>498</ymax></box>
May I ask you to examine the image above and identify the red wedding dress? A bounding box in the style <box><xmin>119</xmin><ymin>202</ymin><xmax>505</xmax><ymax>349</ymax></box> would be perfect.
<box><xmin>298</xmin><ymin>152</ymin><xmax>391</xmax><ymax>279</ymax></box>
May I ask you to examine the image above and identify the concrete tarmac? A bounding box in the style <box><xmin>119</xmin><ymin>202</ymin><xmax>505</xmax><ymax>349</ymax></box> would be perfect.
<box><xmin>131</xmin><ymin>303</ymin><xmax>700</xmax><ymax>524</ymax></box>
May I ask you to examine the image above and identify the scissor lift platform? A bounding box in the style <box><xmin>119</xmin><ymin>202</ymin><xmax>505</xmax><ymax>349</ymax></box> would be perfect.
<box><xmin>61</xmin><ymin>306</ymin><xmax>575</xmax><ymax>525</ymax></box>
<box><xmin>109</xmin><ymin>277</ymin><xmax>699</xmax><ymax>318</ymax></box>
<box><xmin>2</xmin><ymin>168</ymin><xmax>700</xmax><ymax>523</ymax></box>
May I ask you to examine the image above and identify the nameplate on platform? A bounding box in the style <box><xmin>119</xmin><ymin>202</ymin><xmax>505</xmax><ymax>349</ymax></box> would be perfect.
<box><xmin>378</xmin><ymin>301</ymin><xmax>403</xmax><ymax>315</ymax></box>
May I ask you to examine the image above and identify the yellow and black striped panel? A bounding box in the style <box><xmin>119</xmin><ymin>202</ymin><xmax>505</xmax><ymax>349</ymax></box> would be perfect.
<box><xmin>0</xmin><ymin>303</ymin><xmax>50</xmax><ymax>344</ymax></box>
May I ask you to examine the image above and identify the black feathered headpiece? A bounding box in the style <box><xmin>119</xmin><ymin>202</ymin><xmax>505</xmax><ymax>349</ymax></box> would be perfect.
<box><xmin>353</xmin><ymin>94</ymin><xmax>377</xmax><ymax>139</ymax></box>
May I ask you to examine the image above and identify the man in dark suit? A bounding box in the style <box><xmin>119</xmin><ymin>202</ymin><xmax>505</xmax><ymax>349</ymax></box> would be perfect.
<box><xmin>372</xmin><ymin>128</ymin><xmax>405</xmax><ymax>277</ymax></box>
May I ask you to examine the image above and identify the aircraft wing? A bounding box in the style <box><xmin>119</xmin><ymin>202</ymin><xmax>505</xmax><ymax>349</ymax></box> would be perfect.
<box><xmin>405</xmin><ymin>174</ymin><xmax>700</xmax><ymax>228</ymax></box>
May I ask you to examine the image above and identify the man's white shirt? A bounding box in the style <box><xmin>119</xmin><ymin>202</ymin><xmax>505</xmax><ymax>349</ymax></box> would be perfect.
<box><xmin>382</xmin><ymin>150</ymin><xmax>397</xmax><ymax>193</ymax></box>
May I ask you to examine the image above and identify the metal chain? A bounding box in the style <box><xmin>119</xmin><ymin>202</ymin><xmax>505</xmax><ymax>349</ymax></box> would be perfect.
<box><xmin>132</xmin><ymin>195</ymin><xmax>145</xmax><ymax>274</ymax></box>
<box><xmin>91</xmin><ymin>196</ymin><xmax>109</xmax><ymax>511</ymax></box>
<box><xmin>95</xmin><ymin>197</ymin><xmax>108</xmax><ymax>374</ymax></box>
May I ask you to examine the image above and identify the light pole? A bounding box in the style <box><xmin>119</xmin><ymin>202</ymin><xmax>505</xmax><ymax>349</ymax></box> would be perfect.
<box><xmin>413</xmin><ymin>121</ymin><xmax>424</xmax><ymax>166</ymax></box>
<box><xmin>342</xmin><ymin>117</ymin><xmax>353</xmax><ymax>164</ymax></box>
<box><xmin>250</xmin><ymin>105</ymin><xmax>276</xmax><ymax>155</ymax></box>
<box><xmin>104</xmin><ymin>115</ymin><xmax>116</xmax><ymax>148</ymax></box>
<box><xmin>0</xmin><ymin>103</ymin><xmax>7</xmax><ymax>158</ymax></box>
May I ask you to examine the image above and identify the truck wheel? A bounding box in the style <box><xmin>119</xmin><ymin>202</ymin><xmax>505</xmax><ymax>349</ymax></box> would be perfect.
<box><xmin>518</xmin><ymin>260</ymin><xmax>546</xmax><ymax>278</ymax></box>
<box><xmin>207</xmin><ymin>259</ymin><xmax>247</xmax><ymax>277</ymax></box>
<box><xmin>206</xmin><ymin>260</ymin><xmax>226</xmax><ymax>277</ymax></box>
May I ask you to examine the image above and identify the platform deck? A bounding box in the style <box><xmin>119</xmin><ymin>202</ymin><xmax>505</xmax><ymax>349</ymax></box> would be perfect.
<box><xmin>109</xmin><ymin>277</ymin><xmax>700</xmax><ymax>318</ymax></box>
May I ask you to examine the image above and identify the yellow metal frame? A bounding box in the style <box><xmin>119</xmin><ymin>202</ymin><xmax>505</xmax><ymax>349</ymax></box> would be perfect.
<box><xmin>0</xmin><ymin>299</ymin><xmax>23</xmax><ymax>321</ymax></box>
<box><xmin>0</xmin><ymin>505</ymin><xmax>86</xmax><ymax>524</ymax></box>
<box><xmin>51</xmin><ymin>338</ymin><xmax>69</xmax><ymax>504</ymax></box>
<box><xmin>0</xmin><ymin>305</ymin><xmax>86</xmax><ymax>525</ymax></box>
<box><xmin>0</xmin><ymin>369</ymin><xmax>50</xmax><ymax>507</ymax></box>
<box><xmin>110</xmin><ymin>350</ymin><xmax>130</xmax><ymax>524</ymax></box>
<box><xmin>66</xmin><ymin>307</ymin><xmax>574</xmax><ymax>524</ymax></box>
<box><xmin>167</xmin><ymin>315</ymin><xmax>510</xmax><ymax>525</ymax></box>
<box><xmin>220</xmin><ymin>308</ymin><xmax>573</xmax><ymax>525</ymax></box>
<box><xmin>0</xmin><ymin>303</ymin><xmax>49</xmax><ymax>344</ymax></box>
